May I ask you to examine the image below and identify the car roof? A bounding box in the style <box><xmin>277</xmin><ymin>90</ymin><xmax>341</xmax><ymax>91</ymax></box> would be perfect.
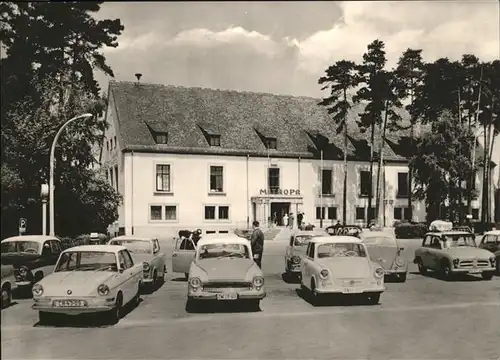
<box><xmin>360</xmin><ymin>231</ymin><xmax>394</xmax><ymax>238</ymax></box>
<box><xmin>63</xmin><ymin>245</ymin><xmax>126</xmax><ymax>253</ymax></box>
<box><xmin>197</xmin><ymin>234</ymin><xmax>250</xmax><ymax>247</ymax></box>
<box><xmin>294</xmin><ymin>230</ymin><xmax>327</xmax><ymax>236</ymax></box>
<box><xmin>309</xmin><ymin>236</ymin><xmax>363</xmax><ymax>244</ymax></box>
<box><xmin>110</xmin><ymin>235</ymin><xmax>153</xmax><ymax>242</ymax></box>
<box><xmin>1</xmin><ymin>235</ymin><xmax>60</xmax><ymax>244</ymax></box>
<box><xmin>426</xmin><ymin>231</ymin><xmax>472</xmax><ymax>236</ymax></box>
<box><xmin>484</xmin><ymin>230</ymin><xmax>500</xmax><ymax>235</ymax></box>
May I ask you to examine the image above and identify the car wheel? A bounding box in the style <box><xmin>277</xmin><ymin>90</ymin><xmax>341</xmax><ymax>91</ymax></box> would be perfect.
<box><xmin>367</xmin><ymin>293</ymin><xmax>380</xmax><ymax>305</ymax></box>
<box><xmin>482</xmin><ymin>272</ymin><xmax>494</xmax><ymax>281</ymax></box>
<box><xmin>310</xmin><ymin>279</ymin><xmax>320</xmax><ymax>306</ymax></box>
<box><xmin>107</xmin><ymin>293</ymin><xmax>122</xmax><ymax>325</ymax></box>
<box><xmin>1</xmin><ymin>285</ymin><xmax>12</xmax><ymax>309</ymax></box>
<box><xmin>133</xmin><ymin>285</ymin><xmax>141</xmax><ymax>307</ymax></box>
<box><xmin>441</xmin><ymin>261</ymin><xmax>453</xmax><ymax>281</ymax></box>
<box><xmin>417</xmin><ymin>258</ymin><xmax>427</xmax><ymax>275</ymax></box>
<box><xmin>398</xmin><ymin>273</ymin><xmax>407</xmax><ymax>283</ymax></box>
<box><xmin>38</xmin><ymin>311</ymin><xmax>51</xmax><ymax>325</ymax></box>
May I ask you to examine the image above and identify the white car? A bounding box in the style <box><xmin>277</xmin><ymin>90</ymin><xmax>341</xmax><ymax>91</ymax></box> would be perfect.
<box><xmin>300</xmin><ymin>236</ymin><xmax>385</xmax><ymax>305</ymax></box>
<box><xmin>172</xmin><ymin>236</ymin><xmax>197</xmax><ymax>279</ymax></box>
<box><xmin>32</xmin><ymin>245</ymin><xmax>143</xmax><ymax>325</ymax></box>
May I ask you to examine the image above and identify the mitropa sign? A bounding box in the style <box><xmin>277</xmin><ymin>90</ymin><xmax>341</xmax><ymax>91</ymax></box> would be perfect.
<box><xmin>259</xmin><ymin>189</ymin><xmax>300</xmax><ymax>196</ymax></box>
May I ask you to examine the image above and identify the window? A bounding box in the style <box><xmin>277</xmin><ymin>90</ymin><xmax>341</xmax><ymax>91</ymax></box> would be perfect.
<box><xmin>110</xmin><ymin>168</ymin><xmax>114</xmax><ymax>188</ymax></box>
<box><xmin>154</xmin><ymin>132</ymin><xmax>168</xmax><ymax>144</ymax></box>
<box><xmin>483</xmin><ymin>235</ymin><xmax>499</xmax><ymax>244</ymax></box>
<box><xmin>209</xmin><ymin>135</ymin><xmax>221</xmax><ymax>147</ymax></box>
<box><xmin>360</xmin><ymin>171</ymin><xmax>371</xmax><ymax>196</ymax></box>
<box><xmin>165</xmin><ymin>205</ymin><xmax>177</xmax><ymax>220</ymax></box>
<box><xmin>106</xmin><ymin>141</ymin><xmax>109</xmax><ymax>151</ymax></box>
<box><xmin>327</xmin><ymin>206</ymin><xmax>337</xmax><ymax>220</ymax></box>
<box><xmin>205</xmin><ymin>206</ymin><xmax>216</xmax><ymax>220</ymax></box>
<box><xmin>110</xmin><ymin>138</ymin><xmax>113</xmax><ymax>149</ymax></box>
<box><xmin>472</xmin><ymin>208</ymin><xmax>479</xmax><ymax>219</ymax></box>
<box><xmin>394</xmin><ymin>207</ymin><xmax>403</xmax><ymax>220</ymax></box>
<box><xmin>153</xmin><ymin>239</ymin><xmax>160</xmax><ymax>253</ymax></box>
<box><xmin>209</xmin><ymin>166</ymin><xmax>224</xmax><ymax>192</ymax></box>
<box><xmin>307</xmin><ymin>243</ymin><xmax>315</xmax><ymax>258</ymax></box>
<box><xmin>218</xmin><ymin>206</ymin><xmax>229</xmax><ymax>220</ymax></box>
<box><xmin>156</xmin><ymin>164</ymin><xmax>171</xmax><ymax>192</ymax></box>
<box><xmin>122</xmin><ymin>250</ymin><xmax>134</xmax><ymax>267</ymax></box>
<box><xmin>268</xmin><ymin>168</ymin><xmax>280</xmax><ymax>193</ymax></box>
<box><xmin>355</xmin><ymin>207</ymin><xmax>365</xmax><ymax>220</ymax></box>
<box><xmin>322</xmin><ymin>169</ymin><xmax>332</xmax><ymax>195</ymax></box>
<box><xmin>397</xmin><ymin>172</ymin><xmax>409</xmax><ymax>197</ymax></box>
<box><xmin>368</xmin><ymin>207</ymin><xmax>376</xmax><ymax>221</ymax></box>
<box><xmin>114</xmin><ymin>136</ymin><xmax>117</xmax><ymax>148</ymax></box>
<box><xmin>219</xmin><ymin>230</ymin><xmax>229</xmax><ymax>234</ymax></box>
<box><xmin>316</xmin><ymin>207</ymin><xmax>325</xmax><ymax>220</ymax></box>
<box><xmin>118</xmin><ymin>251</ymin><xmax>126</xmax><ymax>269</ymax></box>
<box><xmin>206</xmin><ymin>231</ymin><xmax>216</xmax><ymax>234</ymax></box>
<box><xmin>423</xmin><ymin>235</ymin><xmax>432</xmax><ymax>247</ymax></box>
<box><xmin>266</xmin><ymin>137</ymin><xmax>277</xmax><ymax>150</ymax></box>
<box><xmin>150</xmin><ymin>206</ymin><xmax>162</xmax><ymax>221</ymax></box>
<box><xmin>115</xmin><ymin>166</ymin><xmax>119</xmax><ymax>190</ymax></box>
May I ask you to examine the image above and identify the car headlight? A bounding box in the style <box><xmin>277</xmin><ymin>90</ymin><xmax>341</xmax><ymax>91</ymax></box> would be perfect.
<box><xmin>292</xmin><ymin>256</ymin><xmax>301</xmax><ymax>264</ymax></box>
<box><xmin>374</xmin><ymin>268</ymin><xmax>385</xmax><ymax>278</ymax></box>
<box><xmin>453</xmin><ymin>258</ymin><xmax>460</xmax><ymax>267</ymax></box>
<box><xmin>32</xmin><ymin>284</ymin><xmax>43</xmax><ymax>296</ymax></box>
<box><xmin>142</xmin><ymin>262</ymin><xmax>150</xmax><ymax>272</ymax></box>
<box><xmin>319</xmin><ymin>269</ymin><xmax>329</xmax><ymax>279</ymax></box>
<box><xmin>97</xmin><ymin>284</ymin><xmax>110</xmax><ymax>296</ymax></box>
<box><xmin>189</xmin><ymin>277</ymin><xmax>201</xmax><ymax>288</ymax></box>
<box><xmin>395</xmin><ymin>257</ymin><xmax>405</xmax><ymax>267</ymax></box>
<box><xmin>19</xmin><ymin>266</ymin><xmax>28</xmax><ymax>276</ymax></box>
<box><xmin>253</xmin><ymin>276</ymin><xmax>264</xmax><ymax>287</ymax></box>
<box><xmin>490</xmin><ymin>257</ymin><xmax>496</xmax><ymax>267</ymax></box>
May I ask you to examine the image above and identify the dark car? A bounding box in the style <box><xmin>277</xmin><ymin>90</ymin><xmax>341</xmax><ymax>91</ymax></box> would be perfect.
<box><xmin>325</xmin><ymin>224</ymin><xmax>363</xmax><ymax>238</ymax></box>
<box><xmin>0</xmin><ymin>235</ymin><xmax>62</xmax><ymax>291</ymax></box>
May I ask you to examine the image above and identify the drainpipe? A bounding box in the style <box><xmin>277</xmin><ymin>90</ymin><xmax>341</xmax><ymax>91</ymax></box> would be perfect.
<box><xmin>246</xmin><ymin>154</ymin><xmax>250</xmax><ymax>228</ymax></box>
<box><xmin>298</xmin><ymin>156</ymin><xmax>301</xmax><ymax>190</ymax></box>
<box><xmin>131</xmin><ymin>151</ymin><xmax>134</xmax><ymax>235</ymax></box>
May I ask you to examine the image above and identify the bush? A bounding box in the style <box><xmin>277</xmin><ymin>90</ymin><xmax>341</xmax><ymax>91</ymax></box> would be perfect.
<box><xmin>394</xmin><ymin>223</ymin><xmax>428</xmax><ymax>239</ymax></box>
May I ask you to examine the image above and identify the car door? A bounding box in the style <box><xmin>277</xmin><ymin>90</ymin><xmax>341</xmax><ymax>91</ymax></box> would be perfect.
<box><xmin>285</xmin><ymin>236</ymin><xmax>294</xmax><ymax>268</ymax></box>
<box><xmin>172</xmin><ymin>237</ymin><xmax>196</xmax><ymax>274</ymax></box>
<box><xmin>427</xmin><ymin>237</ymin><xmax>443</xmax><ymax>270</ymax></box>
<box><xmin>301</xmin><ymin>243</ymin><xmax>314</xmax><ymax>287</ymax></box>
<box><xmin>419</xmin><ymin>235</ymin><xmax>432</xmax><ymax>267</ymax></box>
<box><xmin>152</xmin><ymin>239</ymin><xmax>165</xmax><ymax>274</ymax></box>
<box><xmin>123</xmin><ymin>249</ymin><xmax>141</xmax><ymax>299</ymax></box>
<box><xmin>117</xmin><ymin>250</ymin><xmax>134</xmax><ymax>303</ymax></box>
<box><xmin>480</xmin><ymin>234</ymin><xmax>498</xmax><ymax>253</ymax></box>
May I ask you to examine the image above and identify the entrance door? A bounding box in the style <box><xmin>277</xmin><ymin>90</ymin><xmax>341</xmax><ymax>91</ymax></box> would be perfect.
<box><xmin>271</xmin><ymin>202</ymin><xmax>290</xmax><ymax>226</ymax></box>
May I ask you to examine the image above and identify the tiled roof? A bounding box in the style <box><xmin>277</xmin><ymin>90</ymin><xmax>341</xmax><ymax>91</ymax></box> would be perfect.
<box><xmin>109</xmin><ymin>81</ymin><xmax>491</xmax><ymax>165</ymax></box>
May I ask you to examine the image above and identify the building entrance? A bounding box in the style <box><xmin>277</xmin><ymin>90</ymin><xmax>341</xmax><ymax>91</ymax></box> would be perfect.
<box><xmin>271</xmin><ymin>202</ymin><xmax>290</xmax><ymax>226</ymax></box>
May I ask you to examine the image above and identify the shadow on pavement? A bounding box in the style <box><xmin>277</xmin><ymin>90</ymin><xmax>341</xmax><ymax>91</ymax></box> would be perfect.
<box><xmin>295</xmin><ymin>288</ymin><xmax>381</xmax><ymax>307</ymax></box>
<box><xmin>33</xmin><ymin>298</ymin><xmax>144</xmax><ymax>328</ymax></box>
<box><xmin>13</xmin><ymin>287</ymin><xmax>33</xmax><ymax>300</ymax></box>
<box><xmin>1</xmin><ymin>301</ymin><xmax>18</xmax><ymax>310</ymax></box>
<box><xmin>185</xmin><ymin>300</ymin><xmax>261</xmax><ymax>314</ymax></box>
<box><xmin>409</xmin><ymin>271</ymin><xmax>484</xmax><ymax>282</ymax></box>
<box><xmin>281</xmin><ymin>272</ymin><xmax>301</xmax><ymax>284</ymax></box>
<box><xmin>141</xmin><ymin>277</ymin><xmax>166</xmax><ymax>295</ymax></box>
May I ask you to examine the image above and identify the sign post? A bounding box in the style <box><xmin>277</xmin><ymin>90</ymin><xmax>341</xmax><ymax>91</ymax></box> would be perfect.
<box><xmin>19</xmin><ymin>218</ymin><xmax>27</xmax><ymax>236</ymax></box>
<box><xmin>41</xmin><ymin>184</ymin><xmax>49</xmax><ymax>235</ymax></box>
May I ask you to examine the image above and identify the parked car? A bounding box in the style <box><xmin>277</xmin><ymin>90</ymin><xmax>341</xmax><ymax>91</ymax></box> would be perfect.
<box><xmin>284</xmin><ymin>230</ymin><xmax>326</xmax><ymax>278</ymax></box>
<box><xmin>172</xmin><ymin>236</ymin><xmax>197</xmax><ymax>279</ymax></box>
<box><xmin>325</xmin><ymin>225</ymin><xmax>363</xmax><ymax>238</ymax></box>
<box><xmin>300</xmin><ymin>236</ymin><xmax>385</xmax><ymax>306</ymax></box>
<box><xmin>413</xmin><ymin>230</ymin><xmax>496</xmax><ymax>280</ymax></box>
<box><xmin>186</xmin><ymin>234</ymin><xmax>265</xmax><ymax>312</ymax></box>
<box><xmin>1</xmin><ymin>235</ymin><xmax>62</xmax><ymax>291</ymax></box>
<box><xmin>108</xmin><ymin>236</ymin><xmax>166</xmax><ymax>288</ymax></box>
<box><xmin>360</xmin><ymin>231</ymin><xmax>408</xmax><ymax>282</ymax></box>
<box><xmin>478</xmin><ymin>230</ymin><xmax>500</xmax><ymax>275</ymax></box>
<box><xmin>31</xmin><ymin>245</ymin><xmax>143</xmax><ymax>325</ymax></box>
<box><xmin>1</xmin><ymin>265</ymin><xmax>17</xmax><ymax>309</ymax></box>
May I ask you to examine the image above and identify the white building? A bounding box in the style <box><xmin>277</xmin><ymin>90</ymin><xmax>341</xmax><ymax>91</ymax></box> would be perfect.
<box><xmin>99</xmin><ymin>81</ymin><xmax>494</xmax><ymax>238</ymax></box>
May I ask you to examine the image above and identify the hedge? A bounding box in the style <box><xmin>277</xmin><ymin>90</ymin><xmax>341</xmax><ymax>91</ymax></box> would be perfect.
<box><xmin>394</xmin><ymin>223</ymin><xmax>428</xmax><ymax>239</ymax></box>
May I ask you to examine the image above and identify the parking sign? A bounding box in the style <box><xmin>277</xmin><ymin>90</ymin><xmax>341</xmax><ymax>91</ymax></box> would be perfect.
<box><xmin>19</xmin><ymin>218</ymin><xmax>27</xmax><ymax>233</ymax></box>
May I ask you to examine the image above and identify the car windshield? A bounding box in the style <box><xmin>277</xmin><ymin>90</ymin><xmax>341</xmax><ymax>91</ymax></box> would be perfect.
<box><xmin>317</xmin><ymin>243</ymin><xmax>367</xmax><ymax>258</ymax></box>
<box><xmin>363</xmin><ymin>236</ymin><xmax>396</xmax><ymax>246</ymax></box>
<box><xmin>294</xmin><ymin>235</ymin><xmax>321</xmax><ymax>246</ymax></box>
<box><xmin>443</xmin><ymin>235</ymin><xmax>477</xmax><ymax>248</ymax></box>
<box><xmin>1</xmin><ymin>241</ymin><xmax>40</xmax><ymax>254</ymax></box>
<box><xmin>109</xmin><ymin>239</ymin><xmax>152</xmax><ymax>254</ymax></box>
<box><xmin>55</xmin><ymin>251</ymin><xmax>118</xmax><ymax>272</ymax></box>
<box><xmin>198</xmin><ymin>243</ymin><xmax>250</xmax><ymax>259</ymax></box>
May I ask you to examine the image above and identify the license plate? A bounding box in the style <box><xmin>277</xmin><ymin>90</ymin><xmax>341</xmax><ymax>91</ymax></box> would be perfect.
<box><xmin>216</xmin><ymin>293</ymin><xmax>237</xmax><ymax>300</ymax></box>
<box><xmin>342</xmin><ymin>287</ymin><xmax>363</xmax><ymax>294</ymax></box>
<box><xmin>468</xmin><ymin>269</ymin><xmax>482</xmax><ymax>274</ymax></box>
<box><xmin>53</xmin><ymin>300</ymin><xmax>87</xmax><ymax>307</ymax></box>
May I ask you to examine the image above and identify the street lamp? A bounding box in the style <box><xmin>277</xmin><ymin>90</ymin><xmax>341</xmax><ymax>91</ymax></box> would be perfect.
<box><xmin>49</xmin><ymin>113</ymin><xmax>93</xmax><ymax>236</ymax></box>
<box><xmin>469</xmin><ymin>129</ymin><xmax>484</xmax><ymax>215</ymax></box>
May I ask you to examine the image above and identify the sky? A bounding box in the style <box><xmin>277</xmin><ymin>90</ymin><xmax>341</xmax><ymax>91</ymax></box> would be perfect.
<box><xmin>95</xmin><ymin>0</ymin><xmax>500</xmax><ymax>183</ymax></box>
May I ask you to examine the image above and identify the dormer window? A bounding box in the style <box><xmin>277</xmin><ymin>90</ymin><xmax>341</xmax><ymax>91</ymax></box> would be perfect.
<box><xmin>209</xmin><ymin>135</ymin><xmax>221</xmax><ymax>147</ymax></box>
<box><xmin>154</xmin><ymin>132</ymin><xmax>168</xmax><ymax>144</ymax></box>
<box><xmin>266</xmin><ymin>137</ymin><xmax>277</xmax><ymax>150</ymax></box>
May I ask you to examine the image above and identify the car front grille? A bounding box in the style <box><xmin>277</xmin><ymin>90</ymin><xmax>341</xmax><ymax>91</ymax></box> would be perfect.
<box><xmin>202</xmin><ymin>282</ymin><xmax>252</xmax><ymax>292</ymax></box>
<box><xmin>458</xmin><ymin>260</ymin><xmax>490</xmax><ymax>268</ymax></box>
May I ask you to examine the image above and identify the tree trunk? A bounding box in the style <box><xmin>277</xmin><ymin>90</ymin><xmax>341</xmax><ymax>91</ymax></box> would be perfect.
<box><xmin>342</xmin><ymin>90</ymin><xmax>348</xmax><ymax>225</ymax></box>
<box><xmin>408</xmin><ymin>123</ymin><xmax>414</xmax><ymax>221</ymax></box>
<box><xmin>481</xmin><ymin>123</ymin><xmax>488</xmax><ymax>223</ymax></box>
<box><xmin>375</xmin><ymin>101</ymin><xmax>388</xmax><ymax>225</ymax></box>
<box><xmin>368</xmin><ymin>122</ymin><xmax>375</xmax><ymax>226</ymax></box>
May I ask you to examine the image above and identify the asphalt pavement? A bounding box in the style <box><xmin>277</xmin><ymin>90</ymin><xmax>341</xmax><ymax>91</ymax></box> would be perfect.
<box><xmin>1</xmin><ymin>234</ymin><xmax>500</xmax><ymax>359</ymax></box>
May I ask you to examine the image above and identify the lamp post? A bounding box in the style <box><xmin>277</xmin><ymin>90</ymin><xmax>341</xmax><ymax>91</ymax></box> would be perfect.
<box><xmin>49</xmin><ymin>113</ymin><xmax>93</xmax><ymax>236</ymax></box>
<box><xmin>40</xmin><ymin>184</ymin><xmax>49</xmax><ymax>235</ymax></box>
<box><xmin>469</xmin><ymin>129</ymin><xmax>484</xmax><ymax>216</ymax></box>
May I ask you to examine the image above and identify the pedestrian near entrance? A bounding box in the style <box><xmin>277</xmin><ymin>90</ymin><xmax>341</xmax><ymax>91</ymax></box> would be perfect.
<box><xmin>250</xmin><ymin>221</ymin><xmax>264</xmax><ymax>268</ymax></box>
<box><xmin>283</xmin><ymin>213</ymin><xmax>289</xmax><ymax>228</ymax></box>
<box><xmin>289</xmin><ymin>213</ymin><xmax>295</xmax><ymax>229</ymax></box>
<box><xmin>297</xmin><ymin>212</ymin><xmax>303</xmax><ymax>228</ymax></box>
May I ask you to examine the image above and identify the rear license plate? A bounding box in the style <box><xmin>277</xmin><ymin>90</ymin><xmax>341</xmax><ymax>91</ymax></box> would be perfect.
<box><xmin>53</xmin><ymin>300</ymin><xmax>87</xmax><ymax>307</ymax></box>
<box><xmin>342</xmin><ymin>287</ymin><xmax>363</xmax><ymax>294</ymax></box>
<box><xmin>216</xmin><ymin>293</ymin><xmax>237</xmax><ymax>300</ymax></box>
<box><xmin>468</xmin><ymin>269</ymin><xmax>482</xmax><ymax>274</ymax></box>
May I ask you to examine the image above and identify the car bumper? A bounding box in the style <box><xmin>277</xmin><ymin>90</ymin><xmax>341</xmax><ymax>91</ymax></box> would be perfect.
<box><xmin>15</xmin><ymin>281</ymin><xmax>33</xmax><ymax>288</ymax></box>
<box><xmin>383</xmin><ymin>268</ymin><xmax>407</xmax><ymax>275</ymax></box>
<box><xmin>32</xmin><ymin>297</ymin><xmax>116</xmax><ymax>315</ymax></box>
<box><xmin>451</xmin><ymin>267</ymin><xmax>496</xmax><ymax>275</ymax></box>
<box><xmin>288</xmin><ymin>264</ymin><xmax>301</xmax><ymax>273</ymax></box>
<box><xmin>188</xmin><ymin>289</ymin><xmax>266</xmax><ymax>301</ymax></box>
<box><xmin>315</xmin><ymin>282</ymin><xmax>385</xmax><ymax>295</ymax></box>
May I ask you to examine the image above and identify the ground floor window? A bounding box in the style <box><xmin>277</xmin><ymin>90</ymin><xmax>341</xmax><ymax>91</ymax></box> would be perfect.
<box><xmin>472</xmin><ymin>208</ymin><xmax>479</xmax><ymax>220</ymax></box>
<box><xmin>355</xmin><ymin>207</ymin><xmax>365</xmax><ymax>220</ymax></box>
<box><xmin>150</xmin><ymin>204</ymin><xmax>177</xmax><ymax>221</ymax></box>
<box><xmin>204</xmin><ymin>205</ymin><xmax>230</xmax><ymax>220</ymax></box>
<box><xmin>316</xmin><ymin>207</ymin><xmax>325</xmax><ymax>220</ymax></box>
<box><xmin>316</xmin><ymin>206</ymin><xmax>338</xmax><ymax>220</ymax></box>
<box><xmin>394</xmin><ymin>207</ymin><xmax>410</xmax><ymax>220</ymax></box>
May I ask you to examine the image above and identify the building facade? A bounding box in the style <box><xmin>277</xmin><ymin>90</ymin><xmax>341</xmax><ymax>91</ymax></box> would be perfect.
<box><xmin>100</xmin><ymin>81</ymin><xmax>494</xmax><ymax>238</ymax></box>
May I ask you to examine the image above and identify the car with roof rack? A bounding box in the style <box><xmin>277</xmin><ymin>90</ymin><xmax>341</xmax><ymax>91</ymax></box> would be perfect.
<box><xmin>413</xmin><ymin>221</ymin><xmax>496</xmax><ymax>281</ymax></box>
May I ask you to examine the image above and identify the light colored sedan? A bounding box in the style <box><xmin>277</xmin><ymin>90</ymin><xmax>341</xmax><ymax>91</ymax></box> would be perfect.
<box><xmin>284</xmin><ymin>230</ymin><xmax>327</xmax><ymax>278</ymax></box>
<box><xmin>108</xmin><ymin>236</ymin><xmax>166</xmax><ymax>288</ymax></box>
<box><xmin>186</xmin><ymin>234</ymin><xmax>265</xmax><ymax>312</ymax></box>
<box><xmin>32</xmin><ymin>245</ymin><xmax>143</xmax><ymax>325</ymax></box>
<box><xmin>300</xmin><ymin>236</ymin><xmax>385</xmax><ymax>306</ymax></box>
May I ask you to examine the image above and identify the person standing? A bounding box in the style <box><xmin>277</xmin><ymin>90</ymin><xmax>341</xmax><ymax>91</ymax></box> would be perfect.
<box><xmin>250</xmin><ymin>221</ymin><xmax>265</xmax><ymax>268</ymax></box>
<box><xmin>297</xmin><ymin>212</ymin><xmax>303</xmax><ymax>228</ymax></box>
<box><xmin>289</xmin><ymin>213</ymin><xmax>295</xmax><ymax>229</ymax></box>
<box><xmin>283</xmin><ymin>213</ymin><xmax>289</xmax><ymax>228</ymax></box>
